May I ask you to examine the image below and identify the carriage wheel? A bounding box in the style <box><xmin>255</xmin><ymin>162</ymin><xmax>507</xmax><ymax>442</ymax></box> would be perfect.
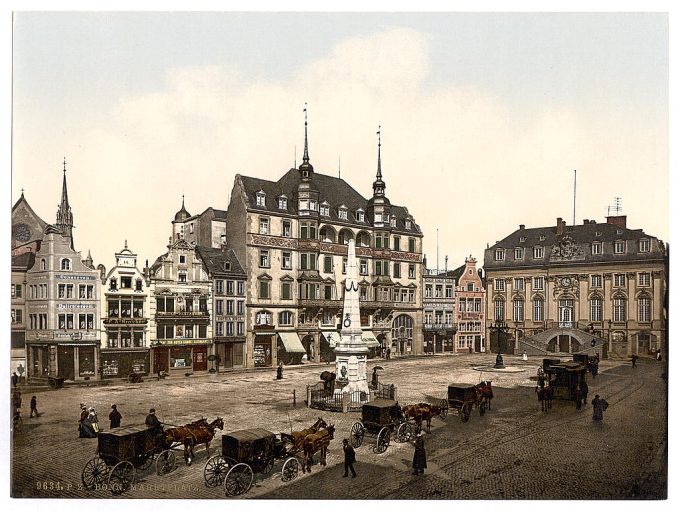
<box><xmin>439</xmin><ymin>400</ymin><xmax>449</xmax><ymax>419</ymax></box>
<box><xmin>81</xmin><ymin>456</ymin><xmax>109</xmax><ymax>490</ymax></box>
<box><xmin>281</xmin><ymin>457</ymin><xmax>300</xmax><ymax>482</ymax></box>
<box><xmin>479</xmin><ymin>401</ymin><xmax>487</xmax><ymax>416</ymax></box>
<box><xmin>460</xmin><ymin>403</ymin><xmax>472</xmax><ymax>423</ymax></box>
<box><xmin>374</xmin><ymin>427</ymin><xmax>391</xmax><ymax>454</ymax></box>
<box><xmin>108</xmin><ymin>461</ymin><xmax>135</xmax><ymax>495</ymax></box>
<box><xmin>350</xmin><ymin>422</ymin><xmax>364</xmax><ymax>448</ymax></box>
<box><xmin>224</xmin><ymin>463</ymin><xmax>253</xmax><ymax>497</ymax></box>
<box><xmin>262</xmin><ymin>456</ymin><xmax>274</xmax><ymax>475</ymax></box>
<box><xmin>204</xmin><ymin>455</ymin><xmax>230</xmax><ymax>488</ymax></box>
<box><xmin>396</xmin><ymin>422</ymin><xmax>412</xmax><ymax>443</ymax></box>
<box><xmin>156</xmin><ymin>449</ymin><xmax>176</xmax><ymax>476</ymax></box>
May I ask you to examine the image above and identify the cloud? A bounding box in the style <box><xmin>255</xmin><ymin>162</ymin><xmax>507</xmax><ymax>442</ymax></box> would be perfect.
<box><xmin>13</xmin><ymin>26</ymin><xmax>667</xmax><ymax>269</ymax></box>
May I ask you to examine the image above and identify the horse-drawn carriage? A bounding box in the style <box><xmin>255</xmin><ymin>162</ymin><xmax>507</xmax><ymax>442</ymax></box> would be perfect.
<box><xmin>542</xmin><ymin>359</ymin><xmax>588</xmax><ymax>401</ymax></box>
<box><xmin>402</xmin><ymin>400</ymin><xmax>449</xmax><ymax>433</ymax></box>
<box><xmin>81</xmin><ymin>424</ymin><xmax>176</xmax><ymax>494</ymax></box>
<box><xmin>447</xmin><ymin>382</ymin><xmax>493</xmax><ymax>422</ymax></box>
<box><xmin>350</xmin><ymin>399</ymin><xmax>411</xmax><ymax>453</ymax></box>
<box><xmin>203</xmin><ymin>418</ymin><xmax>334</xmax><ymax>497</ymax></box>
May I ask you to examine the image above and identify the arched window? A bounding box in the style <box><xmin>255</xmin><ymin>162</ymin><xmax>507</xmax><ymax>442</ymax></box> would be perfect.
<box><xmin>590</xmin><ymin>296</ymin><xmax>603</xmax><ymax>321</ymax></box>
<box><xmin>391</xmin><ymin>314</ymin><xmax>414</xmax><ymax>341</ymax></box>
<box><xmin>41</xmin><ymin>258</ymin><xmax>46</xmax><ymax>270</ymax></box>
<box><xmin>494</xmin><ymin>298</ymin><xmax>505</xmax><ymax>321</ymax></box>
<box><xmin>613</xmin><ymin>295</ymin><xmax>627</xmax><ymax>322</ymax></box>
<box><xmin>61</xmin><ymin>258</ymin><xmax>71</xmax><ymax>270</ymax></box>
<box><xmin>339</xmin><ymin>229</ymin><xmax>354</xmax><ymax>245</ymax></box>
<box><xmin>256</xmin><ymin>310</ymin><xmax>272</xmax><ymax>325</ymax></box>
<box><xmin>513</xmin><ymin>298</ymin><xmax>524</xmax><ymax>322</ymax></box>
<box><xmin>533</xmin><ymin>297</ymin><xmax>544</xmax><ymax>321</ymax></box>
<box><xmin>638</xmin><ymin>294</ymin><xmax>651</xmax><ymax>322</ymax></box>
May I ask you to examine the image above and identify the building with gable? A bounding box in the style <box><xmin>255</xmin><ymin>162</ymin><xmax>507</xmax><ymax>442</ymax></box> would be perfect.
<box><xmin>171</xmin><ymin>200</ymin><xmax>228</xmax><ymax>248</ymax></box>
<box><xmin>484</xmin><ymin>215</ymin><xmax>667</xmax><ymax>359</ymax></box>
<box><xmin>225</xmin><ymin>116</ymin><xmax>424</xmax><ymax>368</ymax></box>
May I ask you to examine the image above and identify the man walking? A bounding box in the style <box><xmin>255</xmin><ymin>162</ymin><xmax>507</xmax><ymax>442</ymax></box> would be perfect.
<box><xmin>591</xmin><ymin>394</ymin><xmax>609</xmax><ymax>422</ymax></box>
<box><xmin>12</xmin><ymin>372</ymin><xmax>18</xmax><ymax>387</ymax></box>
<box><xmin>575</xmin><ymin>384</ymin><xmax>582</xmax><ymax>410</ymax></box>
<box><xmin>342</xmin><ymin>439</ymin><xmax>356</xmax><ymax>478</ymax></box>
<box><xmin>109</xmin><ymin>404</ymin><xmax>122</xmax><ymax>429</ymax></box>
<box><xmin>631</xmin><ymin>354</ymin><xmax>638</xmax><ymax>368</ymax></box>
<box><xmin>29</xmin><ymin>396</ymin><xmax>39</xmax><ymax>417</ymax></box>
<box><xmin>580</xmin><ymin>380</ymin><xmax>589</xmax><ymax>408</ymax></box>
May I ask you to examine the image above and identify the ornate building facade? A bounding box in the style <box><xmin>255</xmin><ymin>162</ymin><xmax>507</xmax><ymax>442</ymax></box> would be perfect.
<box><xmin>484</xmin><ymin>216</ymin><xmax>667</xmax><ymax>359</ymax></box>
<box><xmin>422</xmin><ymin>261</ymin><xmax>456</xmax><ymax>354</ymax></box>
<box><xmin>453</xmin><ymin>256</ymin><xmax>486</xmax><ymax>353</ymax></box>
<box><xmin>225</xmin><ymin>118</ymin><xmax>424</xmax><ymax>368</ymax></box>
<box><xmin>100</xmin><ymin>242</ymin><xmax>151</xmax><ymax>378</ymax></box>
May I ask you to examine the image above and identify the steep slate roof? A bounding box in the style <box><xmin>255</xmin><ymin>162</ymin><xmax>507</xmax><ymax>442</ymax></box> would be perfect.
<box><xmin>12</xmin><ymin>252</ymin><xmax>36</xmax><ymax>271</ymax></box>
<box><xmin>238</xmin><ymin>168</ymin><xmax>421</xmax><ymax>236</ymax></box>
<box><xmin>485</xmin><ymin>219</ymin><xmax>666</xmax><ymax>269</ymax></box>
<box><xmin>195</xmin><ymin>246</ymin><xmax>246</xmax><ymax>278</ymax></box>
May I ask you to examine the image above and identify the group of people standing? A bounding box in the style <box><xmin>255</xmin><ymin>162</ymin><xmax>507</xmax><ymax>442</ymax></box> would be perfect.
<box><xmin>78</xmin><ymin>403</ymin><xmax>125</xmax><ymax>437</ymax></box>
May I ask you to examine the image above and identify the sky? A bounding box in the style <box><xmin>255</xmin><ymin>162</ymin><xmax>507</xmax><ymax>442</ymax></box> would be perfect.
<box><xmin>10</xmin><ymin>11</ymin><xmax>669</xmax><ymax>272</ymax></box>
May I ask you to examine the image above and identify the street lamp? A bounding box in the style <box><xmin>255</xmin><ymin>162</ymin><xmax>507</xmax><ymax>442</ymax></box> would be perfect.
<box><xmin>489</xmin><ymin>319</ymin><xmax>509</xmax><ymax>369</ymax></box>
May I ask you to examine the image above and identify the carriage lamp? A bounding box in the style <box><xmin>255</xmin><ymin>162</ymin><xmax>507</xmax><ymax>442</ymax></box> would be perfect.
<box><xmin>489</xmin><ymin>319</ymin><xmax>509</xmax><ymax>369</ymax></box>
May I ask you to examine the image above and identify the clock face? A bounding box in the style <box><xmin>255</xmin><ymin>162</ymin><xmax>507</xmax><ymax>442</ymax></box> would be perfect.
<box><xmin>561</xmin><ymin>277</ymin><xmax>572</xmax><ymax>287</ymax></box>
<box><xmin>13</xmin><ymin>223</ymin><xmax>31</xmax><ymax>242</ymax></box>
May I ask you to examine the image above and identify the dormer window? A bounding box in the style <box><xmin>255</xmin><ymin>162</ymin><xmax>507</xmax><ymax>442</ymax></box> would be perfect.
<box><xmin>519</xmin><ymin>236</ymin><xmax>526</xmax><ymax>243</ymax></box>
<box><xmin>255</xmin><ymin>191</ymin><xmax>266</xmax><ymax>207</ymax></box>
<box><xmin>309</xmin><ymin>199</ymin><xmax>317</xmax><ymax>211</ymax></box>
<box><xmin>224</xmin><ymin>261</ymin><xmax>231</xmax><ymax>271</ymax></box>
<box><xmin>338</xmin><ymin>206</ymin><xmax>348</xmax><ymax>220</ymax></box>
<box><xmin>539</xmin><ymin>235</ymin><xmax>546</xmax><ymax>241</ymax></box>
<box><xmin>61</xmin><ymin>258</ymin><xmax>71</xmax><ymax>271</ymax></box>
<box><xmin>390</xmin><ymin>216</ymin><xmax>397</xmax><ymax>227</ymax></box>
<box><xmin>614</xmin><ymin>240</ymin><xmax>626</xmax><ymax>254</ymax></box>
<box><xmin>374</xmin><ymin>212</ymin><xmax>382</xmax><ymax>223</ymax></box>
<box><xmin>405</xmin><ymin>219</ymin><xmax>412</xmax><ymax>230</ymax></box>
<box><xmin>278</xmin><ymin>197</ymin><xmax>288</xmax><ymax>210</ymax></box>
<box><xmin>617</xmin><ymin>229</ymin><xmax>624</xmax><ymax>235</ymax></box>
<box><xmin>514</xmin><ymin>247</ymin><xmax>524</xmax><ymax>260</ymax></box>
<box><xmin>495</xmin><ymin>249</ymin><xmax>505</xmax><ymax>261</ymax></box>
<box><xmin>320</xmin><ymin>202</ymin><xmax>330</xmax><ymax>216</ymax></box>
<box><xmin>356</xmin><ymin>209</ymin><xmax>365</xmax><ymax>222</ymax></box>
<box><xmin>592</xmin><ymin>242</ymin><xmax>602</xmax><ymax>255</ymax></box>
<box><xmin>595</xmin><ymin>231</ymin><xmax>602</xmax><ymax>237</ymax></box>
<box><xmin>639</xmin><ymin>239</ymin><xmax>649</xmax><ymax>252</ymax></box>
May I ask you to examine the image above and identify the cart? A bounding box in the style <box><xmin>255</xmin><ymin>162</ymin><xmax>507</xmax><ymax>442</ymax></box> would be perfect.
<box><xmin>543</xmin><ymin>360</ymin><xmax>588</xmax><ymax>401</ymax></box>
<box><xmin>48</xmin><ymin>376</ymin><xmax>64</xmax><ymax>389</ymax></box>
<box><xmin>203</xmin><ymin>428</ymin><xmax>302</xmax><ymax>496</ymax></box>
<box><xmin>447</xmin><ymin>383</ymin><xmax>485</xmax><ymax>422</ymax></box>
<box><xmin>350</xmin><ymin>399</ymin><xmax>411</xmax><ymax>453</ymax></box>
<box><xmin>81</xmin><ymin>424</ymin><xmax>175</xmax><ymax>494</ymax></box>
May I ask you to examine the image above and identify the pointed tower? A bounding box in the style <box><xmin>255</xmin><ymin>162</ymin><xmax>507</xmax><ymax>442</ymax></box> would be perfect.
<box><xmin>295</xmin><ymin>103</ymin><xmax>320</xmax><ymax>215</ymax></box>
<box><xmin>367</xmin><ymin>126</ymin><xmax>391</xmax><ymax>228</ymax></box>
<box><xmin>55</xmin><ymin>158</ymin><xmax>75</xmax><ymax>249</ymax></box>
<box><xmin>172</xmin><ymin>195</ymin><xmax>191</xmax><ymax>241</ymax></box>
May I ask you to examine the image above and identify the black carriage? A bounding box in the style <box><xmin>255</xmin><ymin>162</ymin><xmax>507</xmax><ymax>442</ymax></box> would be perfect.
<box><xmin>350</xmin><ymin>399</ymin><xmax>411</xmax><ymax>453</ymax></box>
<box><xmin>543</xmin><ymin>360</ymin><xmax>588</xmax><ymax>401</ymax></box>
<box><xmin>203</xmin><ymin>428</ymin><xmax>301</xmax><ymax>497</ymax></box>
<box><xmin>81</xmin><ymin>424</ymin><xmax>175</xmax><ymax>494</ymax></box>
<box><xmin>447</xmin><ymin>384</ymin><xmax>485</xmax><ymax>422</ymax></box>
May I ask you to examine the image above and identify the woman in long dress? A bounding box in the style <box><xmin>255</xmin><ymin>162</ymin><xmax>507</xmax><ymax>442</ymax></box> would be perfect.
<box><xmin>412</xmin><ymin>432</ymin><xmax>427</xmax><ymax>475</ymax></box>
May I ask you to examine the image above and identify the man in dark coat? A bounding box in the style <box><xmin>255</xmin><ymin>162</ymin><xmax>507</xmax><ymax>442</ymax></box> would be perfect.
<box><xmin>12</xmin><ymin>372</ymin><xmax>18</xmax><ymax>387</ymax></box>
<box><xmin>574</xmin><ymin>384</ymin><xmax>582</xmax><ymax>410</ymax></box>
<box><xmin>580</xmin><ymin>380</ymin><xmax>589</xmax><ymax>407</ymax></box>
<box><xmin>30</xmin><ymin>396</ymin><xmax>39</xmax><ymax>417</ymax></box>
<box><xmin>109</xmin><ymin>404</ymin><xmax>122</xmax><ymax>429</ymax></box>
<box><xmin>276</xmin><ymin>362</ymin><xmax>284</xmax><ymax>380</ymax></box>
<box><xmin>592</xmin><ymin>394</ymin><xmax>609</xmax><ymax>422</ymax></box>
<box><xmin>412</xmin><ymin>432</ymin><xmax>427</xmax><ymax>475</ymax></box>
<box><xmin>79</xmin><ymin>405</ymin><xmax>97</xmax><ymax>438</ymax></box>
<box><xmin>631</xmin><ymin>354</ymin><xmax>638</xmax><ymax>368</ymax></box>
<box><xmin>145</xmin><ymin>408</ymin><xmax>163</xmax><ymax>434</ymax></box>
<box><xmin>342</xmin><ymin>439</ymin><xmax>356</xmax><ymax>478</ymax></box>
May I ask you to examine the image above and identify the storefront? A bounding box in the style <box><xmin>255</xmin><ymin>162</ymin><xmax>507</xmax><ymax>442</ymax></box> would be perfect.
<box><xmin>277</xmin><ymin>331</ymin><xmax>306</xmax><ymax>365</ymax></box>
<box><xmin>151</xmin><ymin>344</ymin><xmax>210</xmax><ymax>374</ymax></box>
<box><xmin>215</xmin><ymin>339</ymin><xmax>246</xmax><ymax>369</ymax></box>
<box><xmin>101</xmin><ymin>349</ymin><xmax>150</xmax><ymax>378</ymax></box>
<box><xmin>362</xmin><ymin>331</ymin><xmax>381</xmax><ymax>358</ymax></box>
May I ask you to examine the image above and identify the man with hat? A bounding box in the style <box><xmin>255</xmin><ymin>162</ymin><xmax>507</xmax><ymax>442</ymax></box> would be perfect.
<box><xmin>109</xmin><ymin>404</ymin><xmax>122</xmax><ymax>429</ymax></box>
<box><xmin>145</xmin><ymin>408</ymin><xmax>163</xmax><ymax>435</ymax></box>
<box><xmin>412</xmin><ymin>431</ymin><xmax>427</xmax><ymax>475</ymax></box>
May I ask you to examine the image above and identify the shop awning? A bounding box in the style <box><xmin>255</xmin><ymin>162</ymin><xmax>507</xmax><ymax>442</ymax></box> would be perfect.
<box><xmin>362</xmin><ymin>332</ymin><xmax>380</xmax><ymax>348</ymax></box>
<box><xmin>278</xmin><ymin>332</ymin><xmax>306</xmax><ymax>353</ymax></box>
<box><xmin>321</xmin><ymin>331</ymin><xmax>337</xmax><ymax>348</ymax></box>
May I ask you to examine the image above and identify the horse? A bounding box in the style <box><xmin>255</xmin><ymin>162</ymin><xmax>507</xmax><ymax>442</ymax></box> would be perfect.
<box><xmin>476</xmin><ymin>381</ymin><xmax>494</xmax><ymax>410</ymax></box>
<box><xmin>164</xmin><ymin>417</ymin><xmax>224</xmax><ymax>465</ymax></box>
<box><xmin>320</xmin><ymin>371</ymin><xmax>336</xmax><ymax>394</ymax></box>
<box><xmin>301</xmin><ymin>424</ymin><xmax>335</xmax><ymax>473</ymax></box>
<box><xmin>535</xmin><ymin>384</ymin><xmax>553</xmax><ymax>412</ymax></box>
<box><xmin>402</xmin><ymin>403</ymin><xmax>442</xmax><ymax>433</ymax></box>
<box><xmin>288</xmin><ymin>417</ymin><xmax>327</xmax><ymax>451</ymax></box>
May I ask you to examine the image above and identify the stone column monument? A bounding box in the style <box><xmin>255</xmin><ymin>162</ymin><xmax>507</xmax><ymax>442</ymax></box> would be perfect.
<box><xmin>334</xmin><ymin>239</ymin><xmax>370</xmax><ymax>396</ymax></box>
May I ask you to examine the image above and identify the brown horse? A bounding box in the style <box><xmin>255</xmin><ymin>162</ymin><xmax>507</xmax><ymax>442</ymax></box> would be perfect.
<box><xmin>288</xmin><ymin>417</ymin><xmax>327</xmax><ymax>451</ymax></box>
<box><xmin>164</xmin><ymin>417</ymin><xmax>224</xmax><ymax>465</ymax></box>
<box><xmin>402</xmin><ymin>403</ymin><xmax>443</xmax><ymax>433</ymax></box>
<box><xmin>476</xmin><ymin>381</ymin><xmax>494</xmax><ymax>410</ymax></box>
<box><xmin>301</xmin><ymin>424</ymin><xmax>335</xmax><ymax>473</ymax></box>
<box><xmin>535</xmin><ymin>384</ymin><xmax>553</xmax><ymax>412</ymax></box>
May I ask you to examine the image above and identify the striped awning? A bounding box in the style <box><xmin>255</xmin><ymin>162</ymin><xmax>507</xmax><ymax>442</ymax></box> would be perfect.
<box><xmin>362</xmin><ymin>332</ymin><xmax>380</xmax><ymax>348</ymax></box>
<box><xmin>277</xmin><ymin>332</ymin><xmax>306</xmax><ymax>353</ymax></box>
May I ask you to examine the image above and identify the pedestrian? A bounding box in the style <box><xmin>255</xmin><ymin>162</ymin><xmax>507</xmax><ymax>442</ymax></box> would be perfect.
<box><xmin>79</xmin><ymin>405</ymin><xmax>97</xmax><ymax>438</ymax></box>
<box><xmin>591</xmin><ymin>394</ymin><xmax>609</xmax><ymax>422</ymax></box>
<box><xmin>468</xmin><ymin>345</ymin><xmax>473</xmax><ymax>354</ymax></box>
<box><xmin>522</xmin><ymin>351</ymin><xmax>528</xmax><ymax>361</ymax></box>
<box><xmin>631</xmin><ymin>354</ymin><xmax>638</xmax><ymax>368</ymax></box>
<box><xmin>412</xmin><ymin>431</ymin><xmax>427</xmax><ymax>475</ymax></box>
<box><xmin>276</xmin><ymin>362</ymin><xmax>284</xmax><ymax>380</ymax></box>
<box><xmin>591</xmin><ymin>357</ymin><xmax>599</xmax><ymax>378</ymax></box>
<box><xmin>574</xmin><ymin>384</ymin><xmax>582</xmax><ymax>410</ymax></box>
<box><xmin>382</xmin><ymin>347</ymin><xmax>386</xmax><ymax>359</ymax></box>
<box><xmin>109</xmin><ymin>404</ymin><xmax>122</xmax><ymax>429</ymax></box>
<box><xmin>581</xmin><ymin>380</ymin><xmax>589</xmax><ymax>407</ymax></box>
<box><xmin>29</xmin><ymin>396</ymin><xmax>39</xmax><ymax>417</ymax></box>
<box><xmin>11</xmin><ymin>372</ymin><xmax>18</xmax><ymax>387</ymax></box>
<box><xmin>386</xmin><ymin>347</ymin><xmax>391</xmax><ymax>360</ymax></box>
<box><xmin>89</xmin><ymin>407</ymin><xmax>100</xmax><ymax>433</ymax></box>
<box><xmin>342</xmin><ymin>438</ymin><xmax>356</xmax><ymax>478</ymax></box>
<box><xmin>656</xmin><ymin>350</ymin><xmax>662</xmax><ymax>361</ymax></box>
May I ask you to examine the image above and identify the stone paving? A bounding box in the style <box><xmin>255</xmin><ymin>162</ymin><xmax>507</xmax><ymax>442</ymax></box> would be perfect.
<box><xmin>10</xmin><ymin>353</ymin><xmax>667</xmax><ymax>500</ymax></box>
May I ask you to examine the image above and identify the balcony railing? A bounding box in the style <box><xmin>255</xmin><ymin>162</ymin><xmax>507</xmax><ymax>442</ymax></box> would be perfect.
<box><xmin>423</xmin><ymin>323</ymin><xmax>456</xmax><ymax>331</ymax></box>
<box><xmin>156</xmin><ymin>311</ymin><xmax>209</xmax><ymax>317</ymax></box>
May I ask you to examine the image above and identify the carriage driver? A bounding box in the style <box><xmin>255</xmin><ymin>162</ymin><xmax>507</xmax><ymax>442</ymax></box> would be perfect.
<box><xmin>145</xmin><ymin>408</ymin><xmax>164</xmax><ymax>436</ymax></box>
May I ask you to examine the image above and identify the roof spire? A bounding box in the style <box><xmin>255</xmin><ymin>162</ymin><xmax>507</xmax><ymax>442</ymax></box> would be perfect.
<box><xmin>56</xmin><ymin>156</ymin><xmax>74</xmax><ymax>248</ymax></box>
<box><xmin>124</xmin><ymin>239</ymin><xmax>128</xmax><ymax>250</ymax></box>
<box><xmin>376</xmin><ymin>125</ymin><xmax>382</xmax><ymax>181</ymax></box>
<box><xmin>298</xmin><ymin>103</ymin><xmax>314</xmax><ymax>176</ymax></box>
<box><xmin>372</xmin><ymin>125</ymin><xmax>386</xmax><ymax>198</ymax></box>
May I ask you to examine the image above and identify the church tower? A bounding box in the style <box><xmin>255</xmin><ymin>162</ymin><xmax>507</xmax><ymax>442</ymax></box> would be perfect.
<box><xmin>55</xmin><ymin>158</ymin><xmax>75</xmax><ymax>249</ymax></box>
<box><xmin>295</xmin><ymin>104</ymin><xmax>320</xmax><ymax>215</ymax></box>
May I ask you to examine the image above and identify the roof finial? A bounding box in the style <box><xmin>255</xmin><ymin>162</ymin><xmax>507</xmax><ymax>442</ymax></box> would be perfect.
<box><xmin>182</xmin><ymin>194</ymin><xmax>185</xmax><ymax>208</ymax></box>
<box><xmin>124</xmin><ymin>239</ymin><xmax>128</xmax><ymax>249</ymax></box>
<box><xmin>303</xmin><ymin>103</ymin><xmax>310</xmax><ymax>165</ymax></box>
<box><xmin>21</xmin><ymin>188</ymin><xmax>24</xmax><ymax>197</ymax></box>
<box><xmin>376</xmin><ymin>125</ymin><xmax>382</xmax><ymax>180</ymax></box>
<box><xmin>63</xmin><ymin>157</ymin><xmax>67</xmax><ymax>174</ymax></box>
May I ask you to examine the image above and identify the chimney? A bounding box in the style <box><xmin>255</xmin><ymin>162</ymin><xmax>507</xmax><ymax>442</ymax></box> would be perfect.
<box><xmin>445</xmin><ymin>255</ymin><xmax>448</xmax><ymax>273</ymax></box>
<box><xmin>519</xmin><ymin>224</ymin><xmax>525</xmax><ymax>230</ymax></box>
<box><xmin>583</xmin><ymin>219</ymin><xmax>589</xmax><ymax>225</ymax></box>
<box><xmin>606</xmin><ymin>215</ymin><xmax>627</xmax><ymax>229</ymax></box>
<box><xmin>556</xmin><ymin>217</ymin><xmax>564</xmax><ymax>236</ymax></box>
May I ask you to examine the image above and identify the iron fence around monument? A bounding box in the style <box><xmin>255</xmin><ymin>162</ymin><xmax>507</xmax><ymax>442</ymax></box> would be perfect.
<box><xmin>306</xmin><ymin>381</ymin><xmax>396</xmax><ymax>412</ymax></box>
